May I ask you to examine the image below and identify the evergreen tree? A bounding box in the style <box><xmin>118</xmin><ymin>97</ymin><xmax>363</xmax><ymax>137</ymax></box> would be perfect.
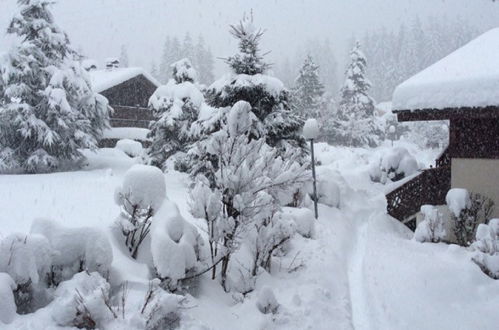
<box><xmin>119</xmin><ymin>44</ymin><xmax>129</xmax><ymax>67</ymax></box>
<box><xmin>292</xmin><ymin>55</ymin><xmax>325</xmax><ymax>119</ymax></box>
<box><xmin>159</xmin><ymin>36</ymin><xmax>172</xmax><ymax>83</ymax></box>
<box><xmin>205</xmin><ymin>15</ymin><xmax>305</xmax><ymax>152</ymax></box>
<box><xmin>194</xmin><ymin>35</ymin><xmax>215</xmax><ymax>85</ymax></box>
<box><xmin>147</xmin><ymin>59</ymin><xmax>203</xmax><ymax>170</ymax></box>
<box><xmin>0</xmin><ymin>0</ymin><xmax>109</xmax><ymax>173</ymax></box>
<box><xmin>326</xmin><ymin>42</ymin><xmax>382</xmax><ymax>147</ymax></box>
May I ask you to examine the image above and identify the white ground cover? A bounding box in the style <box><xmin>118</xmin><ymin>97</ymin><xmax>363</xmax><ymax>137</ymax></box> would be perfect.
<box><xmin>0</xmin><ymin>141</ymin><xmax>498</xmax><ymax>329</ymax></box>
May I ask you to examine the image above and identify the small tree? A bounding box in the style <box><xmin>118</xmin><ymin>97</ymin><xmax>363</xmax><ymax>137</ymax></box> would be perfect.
<box><xmin>414</xmin><ymin>205</ymin><xmax>446</xmax><ymax>243</ymax></box>
<box><xmin>0</xmin><ymin>0</ymin><xmax>109</xmax><ymax>173</ymax></box>
<box><xmin>292</xmin><ymin>55</ymin><xmax>325</xmax><ymax>120</ymax></box>
<box><xmin>189</xmin><ymin>101</ymin><xmax>308</xmax><ymax>292</ymax></box>
<box><xmin>147</xmin><ymin>59</ymin><xmax>203</xmax><ymax>170</ymax></box>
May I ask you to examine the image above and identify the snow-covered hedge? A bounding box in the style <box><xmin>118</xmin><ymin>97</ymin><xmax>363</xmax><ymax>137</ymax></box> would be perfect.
<box><xmin>30</xmin><ymin>218</ymin><xmax>113</xmax><ymax>284</ymax></box>
<box><xmin>369</xmin><ymin>147</ymin><xmax>419</xmax><ymax>183</ymax></box>
<box><xmin>115</xmin><ymin>139</ymin><xmax>144</xmax><ymax>158</ymax></box>
<box><xmin>471</xmin><ymin>219</ymin><xmax>499</xmax><ymax>279</ymax></box>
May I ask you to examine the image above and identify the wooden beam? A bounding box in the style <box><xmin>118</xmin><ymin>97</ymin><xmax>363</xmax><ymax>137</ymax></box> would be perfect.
<box><xmin>394</xmin><ymin>106</ymin><xmax>499</xmax><ymax>122</ymax></box>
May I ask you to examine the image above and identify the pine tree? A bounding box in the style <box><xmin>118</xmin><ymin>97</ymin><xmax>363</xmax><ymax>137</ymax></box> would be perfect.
<box><xmin>326</xmin><ymin>42</ymin><xmax>382</xmax><ymax>147</ymax></box>
<box><xmin>147</xmin><ymin>59</ymin><xmax>203</xmax><ymax>170</ymax></box>
<box><xmin>119</xmin><ymin>44</ymin><xmax>129</xmax><ymax>67</ymax></box>
<box><xmin>159</xmin><ymin>36</ymin><xmax>172</xmax><ymax>83</ymax></box>
<box><xmin>292</xmin><ymin>55</ymin><xmax>325</xmax><ymax>119</ymax></box>
<box><xmin>205</xmin><ymin>15</ymin><xmax>305</xmax><ymax>152</ymax></box>
<box><xmin>0</xmin><ymin>0</ymin><xmax>109</xmax><ymax>173</ymax></box>
<box><xmin>194</xmin><ymin>35</ymin><xmax>214</xmax><ymax>85</ymax></box>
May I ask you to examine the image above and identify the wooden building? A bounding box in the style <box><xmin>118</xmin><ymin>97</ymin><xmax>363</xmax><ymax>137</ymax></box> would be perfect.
<box><xmin>89</xmin><ymin>67</ymin><xmax>159</xmax><ymax>147</ymax></box>
<box><xmin>386</xmin><ymin>28</ymin><xmax>499</xmax><ymax>229</ymax></box>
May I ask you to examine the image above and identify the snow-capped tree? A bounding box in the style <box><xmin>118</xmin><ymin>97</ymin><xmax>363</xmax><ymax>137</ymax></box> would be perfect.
<box><xmin>189</xmin><ymin>101</ymin><xmax>308</xmax><ymax>292</ymax></box>
<box><xmin>292</xmin><ymin>55</ymin><xmax>325</xmax><ymax>120</ymax></box>
<box><xmin>147</xmin><ymin>58</ymin><xmax>204</xmax><ymax>170</ymax></box>
<box><xmin>325</xmin><ymin>42</ymin><xmax>382</xmax><ymax>147</ymax></box>
<box><xmin>414</xmin><ymin>205</ymin><xmax>446</xmax><ymax>243</ymax></box>
<box><xmin>205</xmin><ymin>15</ymin><xmax>306</xmax><ymax>153</ymax></box>
<box><xmin>0</xmin><ymin>0</ymin><xmax>109</xmax><ymax>173</ymax></box>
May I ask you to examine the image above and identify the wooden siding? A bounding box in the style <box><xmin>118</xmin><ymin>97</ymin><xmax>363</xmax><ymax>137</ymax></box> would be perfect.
<box><xmin>395</xmin><ymin>106</ymin><xmax>499</xmax><ymax>122</ymax></box>
<box><xmin>449</xmin><ymin>118</ymin><xmax>499</xmax><ymax>159</ymax></box>
<box><xmin>100</xmin><ymin>74</ymin><xmax>157</xmax><ymax>108</ymax></box>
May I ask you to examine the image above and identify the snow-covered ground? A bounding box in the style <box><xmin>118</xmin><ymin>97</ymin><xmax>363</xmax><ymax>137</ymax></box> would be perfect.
<box><xmin>1</xmin><ymin>141</ymin><xmax>498</xmax><ymax>329</ymax></box>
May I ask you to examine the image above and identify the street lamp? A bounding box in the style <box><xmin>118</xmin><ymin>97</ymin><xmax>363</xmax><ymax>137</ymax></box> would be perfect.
<box><xmin>388</xmin><ymin>125</ymin><xmax>396</xmax><ymax>147</ymax></box>
<box><xmin>303</xmin><ymin>119</ymin><xmax>319</xmax><ymax>219</ymax></box>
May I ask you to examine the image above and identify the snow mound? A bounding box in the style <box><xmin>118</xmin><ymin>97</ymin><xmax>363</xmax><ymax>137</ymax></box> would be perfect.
<box><xmin>0</xmin><ymin>273</ymin><xmax>16</xmax><ymax>324</ymax></box>
<box><xmin>282</xmin><ymin>207</ymin><xmax>315</xmax><ymax>238</ymax></box>
<box><xmin>150</xmin><ymin>201</ymin><xmax>202</xmax><ymax>283</ymax></box>
<box><xmin>102</xmin><ymin>127</ymin><xmax>150</xmax><ymax>141</ymax></box>
<box><xmin>393</xmin><ymin>28</ymin><xmax>499</xmax><ymax>110</ymax></box>
<box><xmin>370</xmin><ymin>147</ymin><xmax>419</xmax><ymax>183</ymax></box>
<box><xmin>30</xmin><ymin>218</ymin><xmax>113</xmax><ymax>282</ymax></box>
<box><xmin>256</xmin><ymin>286</ymin><xmax>279</xmax><ymax>314</ymax></box>
<box><xmin>414</xmin><ymin>205</ymin><xmax>446</xmax><ymax>243</ymax></box>
<box><xmin>445</xmin><ymin>188</ymin><xmax>471</xmax><ymax>217</ymax></box>
<box><xmin>149</xmin><ymin>80</ymin><xmax>204</xmax><ymax>111</ymax></box>
<box><xmin>115</xmin><ymin>165</ymin><xmax>166</xmax><ymax>212</ymax></box>
<box><xmin>115</xmin><ymin>139</ymin><xmax>143</xmax><ymax>158</ymax></box>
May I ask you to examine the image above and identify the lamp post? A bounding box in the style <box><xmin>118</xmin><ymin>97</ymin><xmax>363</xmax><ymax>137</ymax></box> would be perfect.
<box><xmin>303</xmin><ymin>119</ymin><xmax>319</xmax><ymax>219</ymax></box>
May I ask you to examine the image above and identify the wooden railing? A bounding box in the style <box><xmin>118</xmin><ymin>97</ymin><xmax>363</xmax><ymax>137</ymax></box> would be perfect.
<box><xmin>436</xmin><ymin>147</ymin><xmax>450</xmax><ymax>168</ymax></box>
<box><xmin>386</xmin><ymin>166</ymin><xmax>451</xmax><ymax>225</ymax></box>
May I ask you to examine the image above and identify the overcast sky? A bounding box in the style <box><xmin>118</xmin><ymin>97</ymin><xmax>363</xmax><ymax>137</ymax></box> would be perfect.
<box><xmin>1</xmin><ymin>0</ymin><xmax>499</xmax><ymax>73</ymax></box>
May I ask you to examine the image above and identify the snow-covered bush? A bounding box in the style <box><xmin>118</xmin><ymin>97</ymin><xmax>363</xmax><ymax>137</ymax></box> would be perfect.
<box><xmin>282</xmin><ymin>207</ymin><xmax>315</xmax><ymax>238</ymax></box>
<box><xmin>0</xmin><ymin>273</ymin><xmax>16</xmax><ymax>324</ymax></box>
<box><xmin>51</xmin><ymin>272</ymin><xmax>115</xmax><ymax>329</ymax></box>
<box><xmin>0</xmin><ymin>0</ymin><xmax>109</xmax><ymax>173</ymax></box>
<box><xmin>446</xmin><ymin>189</ymin><xmax>495</xmax><ymax>246</ymax></box>
<box><xmin>0</xmin><ymin>233</ymin><xmax>54</xmax><ymax>313</ymax></box>
<box><xmin>471</xmin><ymin>222</ymin><xmax>499</xmax><ymax>279</ymax></box>
<box><xmin>115</xmin><ymin>165</ymin><xmax>166</xmax><ymax>258</ymax></box>
<box><xmin>150</xmin><ymin>201</ymin><xmax>203</xmax><ymax>290</ymax></box>
<box><xmin>414</xmin><ymin>205</ymin><xmax>446</xmax><ymax>243</ymax></box>
<box><xmin>30</xmin><ymin>218</ymin><xmax>113</xmax><ymax>285</ymax></box>
<box><xmin>256</xmin><ymin>286</ymin><xmax>279</xmax><ymax>314</ymax></box>
<box><xmin>115</xmin><ymin>139</ymin><xmax>144</xmax><ymax>158</ymax></box>
<box><xmin>189</xmin><ymin>101</ymin><xmax>308</xmax><ymax>291</ymax></box>
<box><xmin>370</xmin><ymin>147</ymin><xmax>419</xmax><ymax>183</ymax></box>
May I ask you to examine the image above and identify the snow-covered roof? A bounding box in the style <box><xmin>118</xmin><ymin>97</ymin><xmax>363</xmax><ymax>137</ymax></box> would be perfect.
<box><xmin>393</xmin><ymin>28</ymin><xmax>499</xmax><ymax>111</ymax></box>
<box><xmin>89</xmin><ymin>67</ymin><xmax>160</xmax><ymax>93</ymax></box>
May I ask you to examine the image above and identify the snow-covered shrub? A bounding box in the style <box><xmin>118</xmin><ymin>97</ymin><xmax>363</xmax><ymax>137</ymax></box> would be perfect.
<box><xmin>471</xmin><ymin>223</ymin><xmax>499</xmax><ymax>279</ymax></box>
<box><xmin>115</xmin><ymin>165</ymin><xmax>166</xmax><ymax>258</ymax></box>
<box><xmin>446</xmin><ymin>189</ymin><xmax>495</xmax><ymax>246</ymax></box>
<box><xmin>0</xmin><ymin>233</ymin><xmax>54</xmax><ymax>313</ymax></box>
<box><xmin>282</xmin><ymin>207</ymin><xmax>315</xmax><ymax>238</ymax></box>
<box><xmin>370</xmin><ymin>147</ymin><xmax>419</xmax><ymax>183</ymax></box>
<box><xmin>30</xmin><ymin>218</ymin><xmax>113</xmax><ymax>285</ymax></box>
<box><xmin>115</xmin><ymin>139</ymin><xmax>144</xmax><ymax>158</ymax></box>
<box><xmin>150</xmin><ymin>201</ymin><xmax>203</xmax><ymax>290</ymax></box>
<box><xmin>51</xmin><ymin>272</ymin><xmax>115</xmax><ymax>329</ymax></box>
<box><xmin>0</xmin><ymin>273</ymin><xmax>16</xmax><ymax>324</ymax></box>
<box><xmin>256</xmin><ymin>287</ymin><xmax>279</xmax><ymax>314</ymax></box>
<box><xmin>414</xmin><ymin>205</ymin><xmax>446</xmax><ymax>243</ymax></box>
<box><xmin>189</xmin><ymin>101</ymin><xmax>308</xmax><ymax>291</ymax></box>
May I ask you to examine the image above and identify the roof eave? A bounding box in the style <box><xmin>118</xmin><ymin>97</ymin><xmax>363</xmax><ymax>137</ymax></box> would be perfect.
<box><xmin>393</xmin><ymin>106</ymin><xmax>499</xmax><ymax>122</ymax></box>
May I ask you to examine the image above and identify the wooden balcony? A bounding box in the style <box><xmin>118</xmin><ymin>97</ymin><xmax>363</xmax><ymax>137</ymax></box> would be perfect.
<box><xmin>386</xmin><ymin>165</ymin><xmax>451</xmax><ymax>229</ymax></box>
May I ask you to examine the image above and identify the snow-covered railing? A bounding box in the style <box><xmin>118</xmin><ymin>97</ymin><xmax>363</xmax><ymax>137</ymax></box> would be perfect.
<box><xmin>386</xmin><ymin>166</ymin><xmax>451</xmax><ymax>228</ymax></box>
<box><xmin>435</xmin><ymin>147</ymin><xmax>450</xmax><ymax>168</ymax></box>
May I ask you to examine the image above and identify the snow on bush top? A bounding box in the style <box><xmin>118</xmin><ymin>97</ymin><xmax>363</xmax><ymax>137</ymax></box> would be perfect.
<box><xmin>393</xmin><ymin>28</ymin><xmax>499</xmax><ymax>110</ymax></box>
<box><xmin>445</xmin><ymin>188</ymin><xmax>471</xmax><ymax>217</ymax></box>
<box><xmin>0</xmin><ymin>272</ymin><xmax>16</xmax><ymax>324</ymax></box>
<box><xmin>89</xmin><ymin>67</ymin><xmax>159</xmax><ymax>93</ymax></box>
<box><xmin>302</xmin><ymin>118</ymin><xmax>319</xmax><ymax>140</ymax></box>
<box><xmin>209</xmin><ymin>73</ymin><xmax>285</xmax><ymax>98</ymax></box>
<box><xmin>171</xmin><ymin>58</ymin><xmax>197</xmax><ymax>83</ymax></box>
<box><xmin>149</xmin><ymin>80</ymin><xmax>205</xmax><ymax>112</ymax></box>
<box><xmin>115</xmin><ymin>165</ymin><xmax>166</xmax><ymax>211</ymax></box>
<box><xmin>115</xmin><ymin>139</ymin><xmax>143</xmax><ymax>158</ymax></box>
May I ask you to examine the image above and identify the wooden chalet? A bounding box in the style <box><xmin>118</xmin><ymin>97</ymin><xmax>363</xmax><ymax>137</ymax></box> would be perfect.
<box><xmin>386</xmin><ymin>28</ymin><xmax>499</xmax><ymax>229</ymax></box>
<box><xmin>89</xmin><ymin>67</ymin><xmax>159</xmax><ymax>147</ymax></box>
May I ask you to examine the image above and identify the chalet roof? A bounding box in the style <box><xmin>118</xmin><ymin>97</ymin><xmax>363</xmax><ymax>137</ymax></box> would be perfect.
<box><xmin>392</xmin><ymin>28</ymin><xmax>499</xmax><ymax>113</ymax></box>
<box><xmin>89</xmin><ymin>67</ymin><xmax>160</xmax><ymax>93</ymax></box>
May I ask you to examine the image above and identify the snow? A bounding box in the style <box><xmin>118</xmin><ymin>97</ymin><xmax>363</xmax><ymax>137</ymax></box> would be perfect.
<box><xmin>1</xmin><ymin>141</ymin><xmax>498</xmax><ymax>329</ymax></box>
<box><xmin>102</xmin><ymin>127</ymin><xmax>150</xmax><ymax>141</ymax></box>
<box><xmin>256</xmin><ymin>286</ymin><xmax>279</xmax><ymax>314</ymax></box>
<box><xmin>0</xmin><ymin>273</ymin><xmax>16</xmax><ymax>325</ymax></box>
<box><xmin>115</xmin><ymin>139</ymin><xmax>144</xmax><ymax>158</ymax></box>
<box><xmin>209</xmin><ymin>73</ymin><xmax>286</xmax><ymax>98</ymax></box>
<box><xmin>115</xmin><ymin>165</ymin><xmax>166</xmax><ymax>212</ymax></box>
<box><xmin>282</xmin><ymin>207</ymin><xmax>315</xmax><ymax>238</ymax></box>
<box><xmin>393</xmin><ymin>28</ymin><xmax>499</xmax><ymax>110</ymax></box>
<box><xmin>302</xmin><ymin>118</ymin><xmax>320</xmax><ymax>140</ymax></box>
<box><xmin>446</xmin><ymin>188</ymin><xmax>471</xmax><ymax>217</ymax></box>
<box><xmin>149</xmin><ymin>80</ymin><xmax>204</xmax><ymax>111</ymax></box>
<box><xmin>89</xmin><ymin>67</ymin><xmax>160</xmax><ymax>93</ymax></box>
